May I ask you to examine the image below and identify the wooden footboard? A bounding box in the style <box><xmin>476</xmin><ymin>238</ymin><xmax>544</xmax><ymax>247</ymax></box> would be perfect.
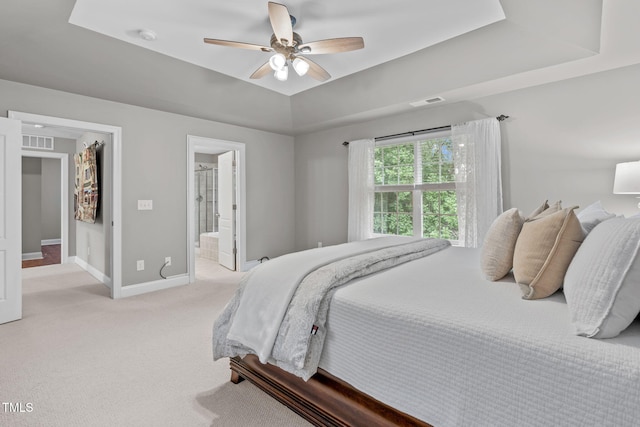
<box><xmin>230</xmin><ymin>355</ymin><xmax>432</xmax><ymax>427</ymax></box>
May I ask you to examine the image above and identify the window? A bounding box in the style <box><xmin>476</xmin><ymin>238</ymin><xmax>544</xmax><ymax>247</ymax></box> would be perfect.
<box><xmin>372</xmin><ymin>131</ymin><xmax>458</xmax><ymax>241</ymax></box>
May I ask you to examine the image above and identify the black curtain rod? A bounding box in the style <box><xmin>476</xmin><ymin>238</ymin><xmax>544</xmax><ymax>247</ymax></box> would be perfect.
<box><xmin>342</xmin><ymin>114</ymin><xmax>509</xmax><ymax>146</ymax></box>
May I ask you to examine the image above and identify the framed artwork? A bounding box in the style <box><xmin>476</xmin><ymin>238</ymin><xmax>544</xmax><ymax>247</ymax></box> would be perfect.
<box><xmin>74</xmin><ymin>144</ymin><xmax>99</xmax><ymax>223</ymax></box>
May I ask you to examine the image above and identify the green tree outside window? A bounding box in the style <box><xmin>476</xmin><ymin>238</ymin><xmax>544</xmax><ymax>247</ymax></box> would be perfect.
<box><xmin>373</xmin><ymin>135</ymin><xmax>457</xmax><ymax>241</ymax></box>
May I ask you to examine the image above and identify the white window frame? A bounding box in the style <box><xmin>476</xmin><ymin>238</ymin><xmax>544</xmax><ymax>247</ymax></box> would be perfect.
<box><xmin>372</xmin><ymin>130</ymin><xmax>459</xmax><ymax>243</ymax></box>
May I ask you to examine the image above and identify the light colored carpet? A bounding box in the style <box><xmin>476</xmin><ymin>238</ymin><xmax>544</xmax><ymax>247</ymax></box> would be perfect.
<box><xmin>0</xmin><ymin>259</ymin><xmax>311</xmax><ymax>427</ymax></box>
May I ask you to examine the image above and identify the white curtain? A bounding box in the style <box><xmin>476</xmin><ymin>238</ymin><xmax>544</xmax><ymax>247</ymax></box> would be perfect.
<box><xmin>452</xmin><ymin>118</ymin><xmax>503</xmax><ymax>248</ymax></box>
<box><xmin>347</xmin><ymin>138</ymin><xmax>375</xmax><ymax>242</ymax></box>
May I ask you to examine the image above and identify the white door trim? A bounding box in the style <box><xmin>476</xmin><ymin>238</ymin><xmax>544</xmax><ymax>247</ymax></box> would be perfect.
<box><xmin>21</xmin><ymin>151</ymin><xmax>69</xmax><ymax>264</ymax></box>
<box><xmin>187</xmin><ymin>135</ymin><xmax>247</xmax><ymax>282</ymax></box>
<box><xmin>9</xmin><ymin>111</ymin><xmax>123</xmax><ymax>299</ymax></box>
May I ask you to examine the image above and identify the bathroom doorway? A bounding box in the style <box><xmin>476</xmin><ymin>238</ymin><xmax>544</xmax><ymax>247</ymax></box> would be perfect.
<box><xmin>193</xmin><ymin>155</ymin><xmax>223</xmax><ymax>274</ymax></box>
<box><xmin>186</xmin><ymin>135</ymin><xmax>246</xmax><ymax>282</ymax></box>
<box><xmin>194</xmin><ymin>159</ymin><xmax>218</xmax><ymax>246</ymax></box>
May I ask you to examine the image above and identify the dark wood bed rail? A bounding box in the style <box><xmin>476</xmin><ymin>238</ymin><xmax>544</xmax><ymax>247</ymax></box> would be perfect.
<box><xmin>230</xmin><ymin>355</ymin><xmax>432</xmax><ymax>427</ymax></box>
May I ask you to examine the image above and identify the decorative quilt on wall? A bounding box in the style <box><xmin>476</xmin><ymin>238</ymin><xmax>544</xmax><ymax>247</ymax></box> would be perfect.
<box><xmin>74</xmin><ymin>144</ymin><xmax>99</xmax><ymax>223</ymax></box>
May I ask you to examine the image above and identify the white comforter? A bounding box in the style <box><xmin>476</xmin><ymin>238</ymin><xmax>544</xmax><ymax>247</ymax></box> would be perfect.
<box><xmin>319</xmin><ymin>247</ymin><xmax>640</xmax><ymax>427</ymax></box>
<box><xmin>213</xmin><ymin>236</ymin><xmax>450</xmax><ymax>379</ymax></box>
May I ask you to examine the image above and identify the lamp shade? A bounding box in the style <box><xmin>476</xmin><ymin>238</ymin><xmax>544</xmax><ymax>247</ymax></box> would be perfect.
<box><xmin>613</xmin><ymin>161</ymin><xmax>640</xmax><ymax>194</ymax></box>
<box><xmin>274</xmin><ymin>64</ymin><xmax>288</xmax><ymax>81</ymax></box>
<box><xmin>292</xmin><ymin>57</ymin><xmax>309</xmax><ymax>76</ymax></box>
<box><xmin>269</xmin><ymin>53</ymin><xmax>286</xmax><ymax>71</ymax></box>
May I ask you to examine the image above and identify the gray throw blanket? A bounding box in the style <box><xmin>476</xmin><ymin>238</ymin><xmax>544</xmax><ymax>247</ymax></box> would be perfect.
<box><xmin>213</xmin><ymin>238</ymin><xmax>450</xmax><ymax>380</ymax></box>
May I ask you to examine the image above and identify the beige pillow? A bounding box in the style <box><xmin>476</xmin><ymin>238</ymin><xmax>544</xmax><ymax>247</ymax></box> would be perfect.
<box><xmin>513</xmin><ymin>207</ymin><xmax>584</xmax><ymax>299</ymax></box>
<box><xmin>530</xmin><ymin>200</ymin><xmax>562</xmax><ymax>220</ymax></box>
<box><xmin>481</xmin><ymin>208</ymin><xmax>524</xmax><ymax>281</ymax></box>
<box><xmin>527</xmin><ymin>200</ymin><xmax>549</xmax><ymax>219</ymax></box>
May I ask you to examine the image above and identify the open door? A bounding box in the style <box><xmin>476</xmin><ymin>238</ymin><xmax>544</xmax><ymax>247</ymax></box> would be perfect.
<box><xmin>218</xmin><ymin>151</ymin><xmax>236</xmax><ymax>271</ymax></box>
<box><xmin>0</xmin><ymin>117</ymin><xmax>22</xmax><ymax>324</ymax></box>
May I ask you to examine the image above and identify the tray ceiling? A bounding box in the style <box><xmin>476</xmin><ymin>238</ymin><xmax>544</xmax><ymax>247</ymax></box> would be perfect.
<box><xmin>68</xmin><ymin>0</ymin><xmax>505</xmax><ymax>96</ymax></box>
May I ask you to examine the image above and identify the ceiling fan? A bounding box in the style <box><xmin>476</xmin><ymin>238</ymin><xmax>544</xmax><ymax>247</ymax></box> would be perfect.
<box><xmin>203</xmin><ymin>2</ymin><xmax>364</xmax><ymax>82</ymax></box>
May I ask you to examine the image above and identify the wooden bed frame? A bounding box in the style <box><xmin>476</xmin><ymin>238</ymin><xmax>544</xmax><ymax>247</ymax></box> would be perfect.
<box><xmin>230</xmin><ymin>355</ymin><xmax>432</xmax><ymax>427</ymax></box>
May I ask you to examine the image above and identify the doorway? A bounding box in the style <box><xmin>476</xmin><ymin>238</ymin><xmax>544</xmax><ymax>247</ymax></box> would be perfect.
<box><xmin>21</xmin><ymin>151</ymin><xmax>69</xmax><ymax>268</ymax></box>
<box><xmin>187</xmin><ymin>135</ymin><xmax>246</xmax><ymax>282</ymax></box>
<box><xmin>9</xmin><ymin>111</ymin><xmax>123</xmax><ymax>298</ymax></box>
<box><xmin>194</xmin><ymin>161</ymin><xmax>217</xmax><ymax>246</ymax></box>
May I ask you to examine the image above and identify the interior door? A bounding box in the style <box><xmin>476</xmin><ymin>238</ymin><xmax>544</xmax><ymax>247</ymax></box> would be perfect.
<box><xmin>218</xmin><ymin>151</ymin><xmax>236</xmax><ymax>271</ymax></box>
<box><xmin>0</xmin><ymin>117</ymin><xmax>22</xmax><ymax>324</ymax></box>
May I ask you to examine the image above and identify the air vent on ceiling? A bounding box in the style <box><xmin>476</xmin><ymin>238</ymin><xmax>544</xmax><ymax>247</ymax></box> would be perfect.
<box><xmin>410</xmin><ymin>96</ymin><xmax>445</xmax><ymax>107</ymax></box>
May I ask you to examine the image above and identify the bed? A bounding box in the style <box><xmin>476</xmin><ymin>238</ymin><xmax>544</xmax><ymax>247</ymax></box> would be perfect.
<box><xmin>213</xmin><ymin>205</ymin><xmax>640</xmax><ymax>427</ymax></box>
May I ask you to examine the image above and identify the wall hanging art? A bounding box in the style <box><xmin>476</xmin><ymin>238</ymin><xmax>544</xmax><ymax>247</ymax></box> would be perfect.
<box><xmin>74</xmin><ymin>143</ymin><xmax>99</xmax><ymax>223</ymax></box>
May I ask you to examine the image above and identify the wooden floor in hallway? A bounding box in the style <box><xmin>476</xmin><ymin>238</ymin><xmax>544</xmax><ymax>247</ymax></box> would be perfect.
<box><xmin>22</xmin><ymin>244</ymin><xmax>61</xmax><ymax>268</ymax></box>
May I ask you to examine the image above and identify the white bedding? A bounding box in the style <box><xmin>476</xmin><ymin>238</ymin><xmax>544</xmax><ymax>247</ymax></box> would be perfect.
<box><xmin>214</xmin><ymin>237</ymin><xmax>450</xmax><ymax>379</ymax></box>
<box><xmin>226</xmin><ymin>236</ymin><xmax>428</xmax><ymax>363</ymax></box>
<box><xmin>319</xmin><ymin>246</ymin><xmax>640</xmax><ymax>427</ymax></box>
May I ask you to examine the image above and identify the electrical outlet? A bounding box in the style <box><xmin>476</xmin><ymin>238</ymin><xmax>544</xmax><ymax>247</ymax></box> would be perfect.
<box><xmin>137</xmin><ymin>200</ymin><xmax>153</xmax><ymax>210</ymax></box>
<box><xmin>318</xmin><ymin>242</ymin><xmax>323</xmax><ymax>248</ymax></box>
<box><xmin>137</xmin><ymin>260</ymin><xmax>144</xmax><ymax>271</ymax></box>
<box><xmin>165</xmin><ymin>257</ymin><xmax>171</xmax><ymax>266</ymax></box>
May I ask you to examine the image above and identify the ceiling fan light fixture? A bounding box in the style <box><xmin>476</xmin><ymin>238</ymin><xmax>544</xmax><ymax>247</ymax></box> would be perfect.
<box><xmin>203</xmin><ymin>2</ymin><xmax>364</xmax><ymax>84</ymax></box>
<box><xmin>269</xmin><ymin>53</ymin><xmax>287</xmax><ymax>71</ymax></box>
<box><xmin>292</xmin><ymin>57</ymin><xmax>309</xmax><ymax>76</ymax></box>
<box><xmin>274</xmin><ymin>64</ymin><xmax>289</xmax><ymax>81</ymax></box>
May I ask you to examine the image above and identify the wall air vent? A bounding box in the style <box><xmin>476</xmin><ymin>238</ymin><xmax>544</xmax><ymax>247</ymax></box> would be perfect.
<box><xmin>22</xmin><ymin>134</ymin><xmax>54</xmax><ymax>150</ymax></box>
<box><xmin>410</xmin><ymin>96</ymin><xmax>445</xmax><ymax>107</ymax></box>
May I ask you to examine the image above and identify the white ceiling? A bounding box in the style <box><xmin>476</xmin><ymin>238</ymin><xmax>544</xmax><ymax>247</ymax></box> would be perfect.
<box><xmin>68</xmin><ymin>0</ymin><xmax>505</xmax><ymax>96</ymax></box>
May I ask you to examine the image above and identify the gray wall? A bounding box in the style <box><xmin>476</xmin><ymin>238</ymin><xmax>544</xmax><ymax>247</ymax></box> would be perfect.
<box><xmin>56</xmin><ymin>137</ymin><xmax>78</xmax><ymax>256</ymax></box>
<box><xmin>41</xmin><ymin>158</ymin><xmax>61</xmax><ymax>241</ymax></box>
<box><xmin>21</xmin><ymin>157</ymin><xmax>42</xmax><ymax>255</ymax></box>
<box><xmin>195</xmin><ymin>153</ymin><xmax>217</xmax><ymax>165</ymax></box>
<box><xmin>75</xmin><ymin>132</ymin><xmax>111</xmax><ymax>277</ymax></box>
<box><xmin>294</xmin><ymin>63</ymin><xmax>640</xmax><ymax>251</ymax></box>
<box><xmin>1</xmin><ymin>78</ymin><xmax>296</xmax><ymax>286</ymax></box>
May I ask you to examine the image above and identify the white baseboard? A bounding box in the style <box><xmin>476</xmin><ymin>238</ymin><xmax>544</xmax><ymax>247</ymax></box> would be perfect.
<box><xmin>41</xmin><ymin>238</ymin><xmax>61</xmax><ymax>246</ymax></box>
<box><xmin>72</xmin><ymin>256</ymin><xmax>112</xmax><ymax>289</ymax></box>
<box><xmin>22</xmin><ymin>252</ymin><xmax>43</xmax><ymax>261</ymax></box>
<box><xmin>119</xmin><ymin>274</ymin><xmax>190</xmax><ymax>298</ymax></box>
<box><xmin>71</xmin><ymin>256</ymin><xmax>188</xmax><ymax>298</ymax></box>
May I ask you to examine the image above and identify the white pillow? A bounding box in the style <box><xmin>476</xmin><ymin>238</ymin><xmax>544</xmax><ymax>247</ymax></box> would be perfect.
<box><xmin>576</xmin><ymin>200</ymin><xmax>615</xmax><ymax>235</ymax></box>
<box><xmin>564</xmin><ymin>217</ymin><xmax>640</xmax><ymax>338</ymax></box>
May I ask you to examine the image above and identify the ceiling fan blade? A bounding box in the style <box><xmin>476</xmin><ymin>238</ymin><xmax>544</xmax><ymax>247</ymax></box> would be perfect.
<box><xmin>298</xmin><ymin>57</ymin><xmax>330</xmax><ymax>82</ymax></box>
<box><xmin>268</xmin><ymin>2</ymin><xmax>294</xmax><ymax>46</ymax></box>
<box><xmin>250</xmin><ymin>62</ymin><xmax>273</xmax><ymax>79</ymax></box>
<box><xmin>298</xmin><ymin>37</ymin><xmax>364</xmax><ymax>55</ymax></box>
<box><xmin>204</xmin><ymin>38</ymin><xmax>272</xmax><ymax>52</ymax></box>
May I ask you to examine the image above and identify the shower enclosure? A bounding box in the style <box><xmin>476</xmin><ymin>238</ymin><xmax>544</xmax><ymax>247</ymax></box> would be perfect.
<box><xmin>194</xmin><ymin>164</ymin><xmax>218</xmax><ymax>246</ymax></box>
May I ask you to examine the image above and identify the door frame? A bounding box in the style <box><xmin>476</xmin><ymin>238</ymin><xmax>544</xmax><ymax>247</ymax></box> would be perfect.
<box><xmin>187</xmin><ymin>135</ymin><xmax>246</xmax><ymax>282</ymax></box>
<box><xmin>9</xmin><ymin>111</ymin><xmax>123</xmax><ymax>299</ymax></box>
<box><xmin>21</xmin><ymin>151</ymin><xmax>69</xmax><ymax>265</ymax></box>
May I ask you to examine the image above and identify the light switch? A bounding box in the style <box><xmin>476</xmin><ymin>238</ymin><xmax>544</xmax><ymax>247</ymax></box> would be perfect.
<box><xmin>138</xmin><ymin>200</ymin><xmax>153</xmax><ymax>210</ymax></box>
